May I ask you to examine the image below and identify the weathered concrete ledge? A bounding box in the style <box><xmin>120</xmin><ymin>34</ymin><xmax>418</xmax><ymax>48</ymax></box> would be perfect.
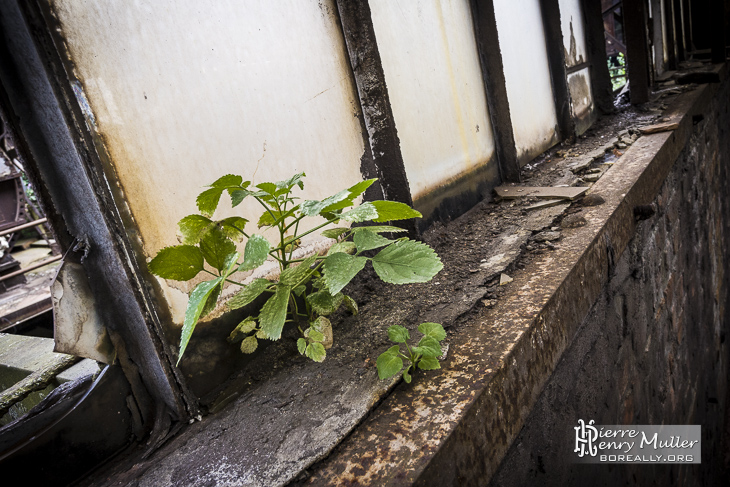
<box><xmin>300</xmin><ymin>66</ymin><xmax>730</xmax><ymax>485</ymax></box>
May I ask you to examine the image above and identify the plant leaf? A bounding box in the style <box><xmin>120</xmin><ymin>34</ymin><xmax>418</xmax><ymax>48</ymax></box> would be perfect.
<box><xmin>387</xmin><ymin>325</ymin><xmax>410</xmax><ymax>343</ymax></box>
<box><xmin>228</xmin><ymin>278</ymin><xmax>272</xmax><ymax>310</ymax></box>
<box><xmin>371</xmin><ymin>201</ymin><xmax>422</xmax><ymax>222</ymax></box>
<box><xmin>258</xmin><ymin>284</ymin><xmax>291</xmax><ymax>340</ymax></box>
<box><xmin>297</xmin><ymin>338</ymin><xmax>307</xmax><ymax>355</ymax></box>
<box><xmin>240</xmin><ymin>336</ymin><xmax>258</xmax><ymax>354</ymax></box>
<box><xmin>414</xmin><ymin>336</ymin><xmax>441</xmax><ymax>358</ymax></box>
<box><xmin>239</xmin><ymin>234</ymin><xmax>271</xmax><ymax>272</ymax></box>
<box><xmin>418</xmin><ymin>322</ymin><xmax>446</xmax><ymax>341</ymax></box>
<box><xmin>210</xmin><ymin>174</ymin><xmax>243</xmax><ymax>188</ymax></box>
<box><xmin>305</xmin><ymin>342</ymin><xmax>326</xmax><ymax>362</ymax></box>
<box><xmin>342</xmin><ymin>294</ymin><xmax>358</xmax><ymax>315</ymax></box>
<box><xmin>228</xmin><ymin>316</ymin><xmax>257</xmax><ymax>343</ymax></box>
<box><xmin>218</xmin><ymin>216</ymin><xmax>248</xmax><ymax>241</ymax></box>
<box><xmin>402</xmin><ymin>367</ymin><xmax>412</xmax><ymax>383</ymax></box>
<box><xmin>312</xmin><ymin>316</ymin><xmax>333</xmax><ymax>348</ymax></box>
<box><xmin>149</xmin><ymin>245</ymin><xmax>204</xmax><ymax>281</ymax></box>
<box><xmin>229</xmin><ymin>188</ymin><xmax>253</xmax><ymax>207</ymax></box>
<box><xmin>346</xmin><ymin>178</ymin><xmax>377</xmax><ymax>199</ymax></box>
<box><xmin>256</xmin><ymin>182</ymin><xmax>277</xmax><ymax>195</ymax></box>
<box><xmin>323</xmin><ymin>252</ymin><xmax>368</xmax><ymax>295</ymax></box>
<box><xmin>377</xmin><ymin>345</ymin><xmax>404</xmax><ymax>379</ymax></box>
<box><xmin>275</xmin><ymin>172</ymin><xmax>305</xmax><ymax>191</ymax></box>
<box><xmin>306</xmin><ymin>328</ymin><xmax>325</xmax><ymax>342</ymax></box>
<box><xmin>257</xmin><ymin>209</ymin><xmax>295</xmax><ymax>228</ymax></box>
<box><xmin>418</xmin><ymin>356</ymin><xmax>441</xmax><ymax>370</ymax></box>
<box><xmin>178</xmin><ymin>215</ymin><xmax>214</xmax><ymax>244</ymax></box>
<box><xmin>350</xmin><ymin>225</ymin><xmax>407</xmax><ymax>235</ymax></box>
<box><xmin>306</xmin><ymin>290</ymin><xmax>344</xmax><ymax>316</ymax></box>
<box><xmin>279</xmin><ymin>255</ymin><xmax>317</xmax><ymax>286</ymax></box>
<box><xmin>178</xmin><ymin>278</ymin><xmax>223</xmax><ymax>364</ymax></box>
<box><xmin>321</xmin><ymin>227</ymin><xmax>350</xmax><ymax>239</ymax></box>
<box><xmin>327</xmin><ymin>241</ymin><xmax>356</xmax><ymax>256</ymax></box>
<box><xmin>199</xmin><ymin>227</ymin><xmax>237</xmax><ymax>272</ymax></box>
<box><xmin>196</xmin><ymin>188</ymin><xmax>224</xmax><ymax>217</ymax></box>
<box><xmin>353</xmin><ymin>229</ymin><xmax>392</xmax><ymax>253</ymax></box>
<box><xmin>340</xmin><ymin>202</ymin><xmax>378</xmax><ymax>223</ymax></box>
<box><xmin>200</xmin><ymin>281</ymin><xmax>222</xmax><ymax>318</ymax></box>
<box><xmin>371</xmin><ymin>240</ymin><xmax>443</xmax><ymax>284</ymax></box>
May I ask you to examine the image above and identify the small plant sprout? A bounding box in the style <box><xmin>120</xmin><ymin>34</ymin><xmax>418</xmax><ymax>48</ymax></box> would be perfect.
<box><xmin>148</xmin><ymin>172</ymin><xmax>444</xmax><ymax>370</ymax></box>
<box><xmin>376</xmin><ymin>323</ymin><xmax>447</xmax><ymax>383</ymax></box>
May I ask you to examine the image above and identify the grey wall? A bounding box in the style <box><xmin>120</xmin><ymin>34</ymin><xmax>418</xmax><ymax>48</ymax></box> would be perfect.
<box><xmin>491</xmin><ymin>80</ymin><xmax>730</xmax><ymax>486</ymax></box>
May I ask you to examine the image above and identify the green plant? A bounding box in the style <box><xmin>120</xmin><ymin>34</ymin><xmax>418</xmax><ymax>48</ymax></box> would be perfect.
<box><xmin>376</xmin><ymin>323</ymin><xmax>446</xmax><ymax>383</ymax></box>
<box><xmin>148</xmin><ymin>172</ymin><xmax>444</xmax><ymax>367</ymax></box>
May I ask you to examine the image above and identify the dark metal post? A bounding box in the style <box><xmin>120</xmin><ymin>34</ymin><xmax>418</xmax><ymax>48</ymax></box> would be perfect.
<box><xmin>665</xmin><ymin>0</ymin><xmax>678</xmax><ymax>69</ymax></box>
<box><xmin>540</xmin><ymin>0</ymin><xmax>576</xmax><ymax>140</ymax></box>
<box><xmin>624</xmin><ymin>0</ymin><xmax>651</xmax><ymax>103</ymax></box>
<box><xmin>581</xmin><ymin>0</ymin><xmax>615</xmax><ymax>113</ymax></box>
<box><xmin>673</xmin><ymin>0</ymin><xmax>686</xmax><ymax>61</ymax></box>
<box><xmin>711</xmin><ymin>0</ymin><xmax>727</xmax><ymax>62</ymax></box>
<box><xmin>334</xmin><ymin>0</ymin><xmax>415</xmax><ymax>229</ymax></box>
<box><xmin>469</xmin><ymin>0</ymin><xmax>520</xmax><ymax>183</ymax></box>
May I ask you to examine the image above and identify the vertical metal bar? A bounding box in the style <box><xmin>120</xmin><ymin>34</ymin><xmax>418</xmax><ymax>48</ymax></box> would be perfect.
<box><xmin>469</xmin><ymin>0</ymin><xmax>520</xmax><ymax>183</ymax></box>
<box><xmin>664</xmin><ymin>0</ymin><xmax>678</xmax><ymax>68</ymax></box>
<box><xmin>581</xmin><ymin>0</ymin><xmax>615</xmax><ymax>113</ymax></box>
<box><xmin>624</xmin><ymin>0</ymin><xmax>651</xmax><ymax>103</ymax></box>
<box><xmin>711</xmin><ymin>0</ymin><xmax>727</xmax><ymax>63</ymax></box>
<box><xmin>540</xmin><ymin>0</ymin><xmax>576</xmax><ymax>140</ymax></box>
<box><xmin>673</xmin><ymin>0</ymin><xmax>686</xmax><ymax>61</ymax></box>
<box><xmin>652</xmin><ymin>0</ymin><xmax>667</xmax><ymax>74</ymax></box>
<box><xmin>334</xmin><ymin>0</ymin><xmax>416</xmax><ymax>235</ymax></box>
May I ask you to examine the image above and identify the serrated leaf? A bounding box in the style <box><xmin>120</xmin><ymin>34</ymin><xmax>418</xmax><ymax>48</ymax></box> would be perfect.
<box><xmin>387</xmin><ymin>325</ymin><xmax>410</xmax><ymax>343</ymax></box>
<box><xmin>418</xmin><ymin>356</ymin><xmax>441</xmax><ymax>370</ymax></box>
<box><xmin>340</xmin><ymin>202</ymin><xmax>378</xmax><ymax>223</ymax></box>
<box><xmin>256</xmin><ymin>329</ymin><xmax>267</xmax><ymax>339</ymax></box>
<box><xmin>350</xmin><ymin>225</ymin><xmax>407</xmax><ymax>235</ymax></box>
<box><xmin>323</xmin><ymin>252</ymin><xmax>368</xmax><ymax>295</ymax></box>
<box><xmin>371</xmin><ymin>201</ymin><xmax>422</xmax><ymax>222</ymax></box>
<box><xmin>228</xmin><ymin>278</ymin><xmax>272</xmax><ymax>310</ymax></box>
<box><xmin>210</xmin><ymin>174</ymin><xmax>243</xmax><ymax>188</ymax></box>
<box><xmin>297</xmin><ymin>338</ymin><xmax>307</xmax><ymax>355</ymax></box>
<box><xmin>279</xmin><ymin>256</ymin><xmax>317</xmax><ymax>286</ymax></box>
<box><xmin>312</xmin><ymin>316</ymin><xmax>333</xmax><ymax>348</ymax></box>
<box><xmin>196</xmin><ymin>187</ymin><xmax>224</xmax><ymax>217</ymax></box>
<box><xmin>371</xmin><ymin>240</ymin><xmax>443</xmax><ymax>284</ymax></box>
<box><xmin>178</xmin><ymin>215</ymin><xmax>214</xmax><ymax>244</ymax></box>
<box><xmin>346</xmin><ymin>178</ymin><xmax>377</xmax><ymax>199</ymax></box>
<box><xmin>293</xmin><ymin>284</ymin><xmax>306</xmax><ymax>296</ymax></box>
<box><xmin>199</xmin><ymin>227</ymin><xmax>237</xmax><ymax>272</ymax></box>
<box><xmin>418</xmin><ymin>322</ymin><xmax>446</xmax><ymax>341</ymax></box>
<box><xmin>306</xmin><ymin>290</ymin><xmax>344</xmax><ymax>316</ymax></box>
<box><xmin>256</xmin><ymin>182</ymin><xmax>277</xmax><ymax>194</ymax></box>
<box><xmin>218</xmin><ymin>216</ymin><xmax>248</xmax><ymax>241</ymax></box>
<box><xmin>200</xmin><ymin>281</ymin><xmax>222</xmax><ymax>318</ymax></box>
<box><xmin>377</xmin><ymin>346</ymin><xmax>404</xmax><ymax>380</ymax></box>
<box><xmin>178</xmin><ymin>277</ymin><xmax>223</xmax><ymax>364</ymax></box>
<box><xmin>276</xmin><ymin>172</ymin><xmax>305</xmax><ymax>190</ymax></box>
<box><xmin>149</xmin><ymin>245</ymin><xmax>204</xmax><ymax>281</ymax></box>
<box><xmin>229</xmin><ymin>188</ymin><xmax>253</xmax><ymax>207</ymax></box>
<box><xmin>258</xmin><ymin>284</ymin><xmax>291</xmax><ymax>340</ymax></box>
<box><xmin>240</xmin><ymin>336</ymin><xmax>258</xmax><ymax>354</ymax></box>
<box><xmin>321</xmin><ymin>227</ymin><xmax>350</xmax><ymax>239</ymax></box>
<box><xmin>306</xmin><ymin>328</ymin><xmax>325</xmax><ymax>342</ymax></box>
<box><xmin>305</xmin><ymin>342</ymin><xmax>327</xmax><ymax>362</ymax></box>
<box><xmin>258</xmin><ymin>209</ymin><xmax>295</xmax><ymax>228</ymax></box>
<box><xmin>342</xmin><ymin>294</ymin><xmax>358</xmax><ymax>315</ymax></box>
<box><xmin>327</xmin><ymin>241</ymin><xmax>356</xmax><ymax>256</ymax></box>
<box><xmin>414</xmin><ymin>336</ymin><xmax>441</xmax><ymax>357</ymax></box>
<box><xmin>239</xmin><ymin>234</ymin><xmax>271</xmax><ymax>272</ymax></box>
<box><xmin>228</xmin><ymin>316</ymin><xmax>257</xmax><ymax>343</ymax></box>
<box><xmin>354</xmin><ymin>229</ymin><xmax>393</xmax><ymax>253</ymax></box>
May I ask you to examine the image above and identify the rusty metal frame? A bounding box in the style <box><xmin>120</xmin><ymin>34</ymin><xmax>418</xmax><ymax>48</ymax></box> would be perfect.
<box><xmin>0</xmin><ymin>0</ymin><xmax>198</xmax><ymax>437</ymax></box>
<box><xmin>624</xmin><ymin>0</ymin><xmax>652</xmax><ymax>103</ymax></box>
<box><xmin>469</xmin><ymin>0</ymin><xmax>521</xmax><ymax>183</ymax></box>
<box><xmin>540</xmin><ymin>0</ymin><xmax>577</xmax><ymax>140</ymax></box>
